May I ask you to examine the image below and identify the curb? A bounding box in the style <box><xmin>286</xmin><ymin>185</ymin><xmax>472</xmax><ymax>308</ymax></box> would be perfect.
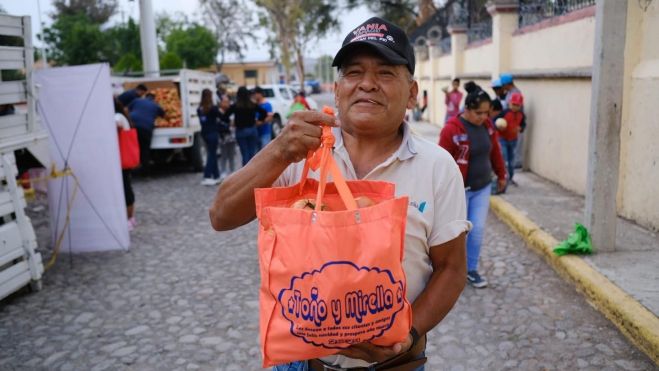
<box><xmin>490</xmin><ymin>196</ymin><xmax>659</xmax><ymax>365</ymax></box>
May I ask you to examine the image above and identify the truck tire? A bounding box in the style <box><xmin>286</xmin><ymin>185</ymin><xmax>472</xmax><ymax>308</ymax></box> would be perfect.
<box><xmin>186</xmin><ymin>133</ymin><xmax>204</xmax><ymax>172</ymax></box>
<box><xmin>271</xmin><ymin>114</ymin><xmax>284</xmax><ymax>139</ymax></box>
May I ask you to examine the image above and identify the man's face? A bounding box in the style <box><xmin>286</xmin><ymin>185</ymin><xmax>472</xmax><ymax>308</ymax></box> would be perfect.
<box><xmin>334</xmin><ymin>51</ymin><xmax>417</xmax><ymax>136</ymax></box>
<box><xmin>253</xmin><ymin>92</ymin><xmax>263</xmax><ymax>102</ymax></box>
<box><xmin>452</xmin><ymin>81</ymin><xmax>460</xmax><ymax>90</ymax></box>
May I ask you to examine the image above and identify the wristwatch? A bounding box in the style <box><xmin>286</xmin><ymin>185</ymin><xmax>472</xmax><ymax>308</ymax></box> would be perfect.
<box><xmin>409</xmin><ymin>326</ymin><xmax>421</xmax><ymax>348</ymax></box>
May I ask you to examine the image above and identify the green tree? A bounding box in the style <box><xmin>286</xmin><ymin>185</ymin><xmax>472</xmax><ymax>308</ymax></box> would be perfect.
<box><xmin>160</xmin><ymin>51</ymin><xmax>183</xmax><ymax>70</ymax></box>
<box><xmin>52</xmin><ymin>0</ymin><xmax>118</xmax><ymax>24</ymax></box>
<box><xmin>113</xmin><ymin>53</ymin><xmax>142</xmax><ymax>74</ymax></box>
<box><xmin>198</xmin><ymin>0</ymin><xmax>255</xmax><ymax>70</ymax></box>
<box><xmin>105</xmin><ymin>18</ymin><xmax>142</xmax><ymax>65</ymax></box>
<box><xmin>256</xmin><ymin>0</ymin><xmax>339</xmax><ymax>85</ymax></box>
<box><xmin>42</xmin><ymin>14</ymin><xmax>109</xmax><ymax>65</ymax></box>
<box><xmin>165</xmin><ymin>24</ymin><xmax>219</xmax><ymax>69</ymax></box>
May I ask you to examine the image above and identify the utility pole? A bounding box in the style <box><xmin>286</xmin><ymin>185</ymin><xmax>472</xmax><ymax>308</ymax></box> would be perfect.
<box><xmin>584</xmin><ymin>0</ymin><xmax>628</xmax><ymax>252</ymax></box>
<box><xmin>138</xmin><ymin>0</ymin><xmax>159</xmax><ymax>77</ymax></box>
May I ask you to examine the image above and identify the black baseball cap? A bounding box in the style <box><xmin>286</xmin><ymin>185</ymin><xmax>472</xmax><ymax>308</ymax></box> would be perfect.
<box><xmin>332</xmin><ymin>17</ymin><xmax>415</xmax><ymax>74</ymax></box>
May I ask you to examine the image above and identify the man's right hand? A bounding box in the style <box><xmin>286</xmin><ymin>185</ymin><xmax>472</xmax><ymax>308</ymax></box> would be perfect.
<box><xmin>272</xmin><ymin>110</ymin><xmax>337</xmax><ymax>164</ymax></box>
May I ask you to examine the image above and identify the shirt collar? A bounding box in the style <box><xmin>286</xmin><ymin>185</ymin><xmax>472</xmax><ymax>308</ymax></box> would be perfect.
<box><xmin>332</xmin><ymin>121</ymin><xmax>418</xmax><ymax>161</ymax></box>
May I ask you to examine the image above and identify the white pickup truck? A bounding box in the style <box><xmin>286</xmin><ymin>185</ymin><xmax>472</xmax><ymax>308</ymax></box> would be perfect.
<box><xmin>254</xmin><ymin>84</ymin><xmax>318</xmax><ymax>138</ymax></box>
<box><xmin>112</xmin><ymin>69</ymin><xmax>216</xmax><ymax>171</ymax></box>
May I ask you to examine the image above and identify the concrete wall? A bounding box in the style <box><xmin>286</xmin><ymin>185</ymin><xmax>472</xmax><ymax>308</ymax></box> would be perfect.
<box><xmin>519</xmin><ymin>79</ymin><xmax>592</xmax><ymax>194</ymax></box>
<box><xmin>414</xmin><ymin>4</ymin><xmax>659</xmax><ymax>230</ymax></box>
<box><xmin>618</xmin><ymin>1</ymin><xmax>659</xmax><ymax>230</ymax></box>
<box><xmin>510</xmin><ymin>15</ymin><xmax>595</xmax><ymax>71</ymax></box>
<box><xmin>464</xmin><ymin>42</ymin><xmax>493</xmax><ymax>74</ymax></box>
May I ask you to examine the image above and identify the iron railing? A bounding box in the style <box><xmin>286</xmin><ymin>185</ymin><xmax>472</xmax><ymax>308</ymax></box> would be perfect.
<box><xmin>467</xmin><ymin>20</ymin><xmax>492</xmax><ymax>43</ymax></box>
<box><xmin>519</xmin><ymin>0</ymin><xmax>596</xmax><ymax>28</ymax></box>
<box><xmin>438</xmin><ymin>37</ymin><xmax>452</xmax><ymax>55</ymax></box>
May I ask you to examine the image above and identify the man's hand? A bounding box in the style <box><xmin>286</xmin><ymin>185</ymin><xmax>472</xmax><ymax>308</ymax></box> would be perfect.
<box><xmin>272</xmin><ymin>110</ymin><xmax>337</xmax><ymax>164</ymax></box>
<box><xmin>337</xmin><ymin>334</ymin><xmax>412</xmax><ymax>363</ymax></box>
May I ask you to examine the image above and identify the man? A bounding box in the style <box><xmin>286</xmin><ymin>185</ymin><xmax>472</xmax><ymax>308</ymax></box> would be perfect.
<box><xmin>442</xmin><ymin>77</ymin><xmax>462</xmax><ymax>122</ymax></box>
<box><xmin>491</xmin><ymin>78</ymin><xmax>505</xmax><ymax>105</ymax></box>
<box><xmin>252</xmin><ymin>86</ymin><xmax>274</xmax><ymax>149</ymax></box>
<box><xmin>210</xmin><ymin>17</ymin><xmax>469</xmax><ymax>370</ymax></box>
<box><xmin>117</xmin><ymin>84</ymin><xmax>147</xmax><ymax>107</ymax></box>
<box><xmin>127</xmin><ymin>93</ymin><xmax>165</xmax><ymax>170</ymax></box>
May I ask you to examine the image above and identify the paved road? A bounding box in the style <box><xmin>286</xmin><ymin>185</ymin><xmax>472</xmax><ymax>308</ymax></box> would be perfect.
<box><xmin>0</xmin><ymin>122</ymin><xmax>654</xmax><ymax>370</ymax></box>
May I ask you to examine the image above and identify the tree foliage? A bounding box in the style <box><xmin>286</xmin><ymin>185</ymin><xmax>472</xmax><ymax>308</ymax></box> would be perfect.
<box><xmin>113</xmin><ymin>52</ymin><xmax>142</xmax><ymax>74</ymax></box>
<box><xmin>255</xmin><ymin>0</ymin><xmax>339</xmax><ymax>85</ymax></box>
<box><xmin>198</xmin><ymin>0</ymin><xmax>255</xmax><ymax>70</ymax></box>
<box><xmin>165</xmin><ymin>24</ymin><xmax>219</xmax><ymax>69</ymax></box>
<box><xmin>52</xmin><ymin>0</ymin><xmax>118</xmax><ymax>24</ymax></box>
<box><xmin>42</xmin><ymin>14</ymin><xmax>109</xmax><ymax>65</ymax></box>
<box><xmin>105</xmin><ymin>18</ymin><xmax>142</xmax><ymax>64</ymax></box>
<box><xmin>160</xmin><ymin>51</ymin><xmax>183</xmax><ymax>70</ymax></box>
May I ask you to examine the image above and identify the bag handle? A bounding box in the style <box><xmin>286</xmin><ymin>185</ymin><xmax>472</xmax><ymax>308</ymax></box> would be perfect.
<box><xmin>299</xmin><ymin>107</ymin><xmax>357</xmax><ymax>211</ymax></box>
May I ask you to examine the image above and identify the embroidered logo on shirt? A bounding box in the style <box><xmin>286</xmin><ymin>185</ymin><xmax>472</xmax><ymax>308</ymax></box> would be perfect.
<box><xmin>410</xmin><ymin>201</ymin><xmax>427</xmax><ymax>213</ymax></box>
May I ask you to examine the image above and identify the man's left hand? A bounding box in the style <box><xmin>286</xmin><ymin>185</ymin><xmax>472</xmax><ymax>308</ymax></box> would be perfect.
<box><xmin>337</xmin><ymin>334</ymin><xmax>412</xmax><ymax>363</ymax></box>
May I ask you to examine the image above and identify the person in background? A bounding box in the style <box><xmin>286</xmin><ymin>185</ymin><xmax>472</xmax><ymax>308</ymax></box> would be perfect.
<box><xmin>439</xmin><ymin>90</ymin><xmax>506</xmax><ymax>289</ymax></box>
<box><xmin>442</xmin><ymin>77</ymin><xmax>462</xmax><ymax>122</ymax></box>
<box><xmin>490</xmin><ymin>78</ymin><xmax>505</xmax><ymax>107</ymax></box>
<box><xmin>499</xmin><ymin>73</ymin><xmax>525</xmax><ymax>168</ymax></box>
<box><xmin>297</xmin><ymin>90</ymin><xmax>312</xmax><ymax>110</ymax></box>
<box><xmin>127</xmin><ymin>92</ymin><xmax>165</xmax><ymax>172</ymax></box>
<box><xmin>495</xmin><ymin>92</ymin><xmax>526</xmax><ymax>187</ymax></box>
<box><xmin>286</xmin><ymin>92</ymin><xmax>309</xmax><ymax>119</ymax></box>
<box><xmin>114</xmin><ymin>97</ymin><xmax>137</xmax><ymax>230</ymax></box>
<box><xmin>218</xmin><ymin>95</ymin><xmax>237</xmax><ymax>180</ymax></box>
<box><xmin>499</xmin><ymin>73</ymin><xmax>521</xmax><ymax>110</ymax></box>
<box><xmin>198</xmin><ymin>89</ymin><xmax>222</xmax><ymax>186</ymax></box>
<box><xmin>490</xmin><ymin>99</ymin><xmax>503</xmax><ymax>121</ymax></box>
<box><xmin>252</xmin><ymin>86</ymin><xmax>274</xmax><ymax>150</ymax></box>
<box><xmin>222</xmin><ymin>86</ymin><xmax>268</xmax><ymax>166</ymax></box>
<box><xmin>118</xmin><ymin>84</ymin><xmax>147</xmax><ymax>108</ymax></box>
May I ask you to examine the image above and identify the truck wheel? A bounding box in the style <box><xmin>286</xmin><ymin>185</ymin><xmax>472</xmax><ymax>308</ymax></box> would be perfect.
<box><xmin>186</xmin><ymin>133</ymin><xmax>204</xmax><ymax>172</ymax></box>
<box><xmin>271</xmin><ymin>114</ymin><xmax>284</xmax><ymax>139</ymax></box>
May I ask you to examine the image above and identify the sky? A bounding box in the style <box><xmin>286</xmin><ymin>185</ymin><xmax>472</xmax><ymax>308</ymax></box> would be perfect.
<box><xmin>1</xmin><ymin>0</ymin><xmax>373</xmax><ymax>62</ymax></box>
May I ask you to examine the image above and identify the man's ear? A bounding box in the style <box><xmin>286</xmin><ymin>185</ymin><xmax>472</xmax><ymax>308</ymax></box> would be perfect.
<box><xmin>407</xmin><ymin>80</ymin><xmax>419</xmax><ymax>110</ymax></box>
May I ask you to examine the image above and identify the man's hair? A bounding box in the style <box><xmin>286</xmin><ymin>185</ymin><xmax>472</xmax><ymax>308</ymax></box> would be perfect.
<box><xmin>252</xmin><ymin>86</ymin><xmax>264</xmax><ymax>96</ymax></box>
<box><xmin>452</xmin><ymin>78</ymin><xmax>460</xmax><ymax>84</ymax></box>
<box><xmin>464</xmin><ymin>90</ymin><xmax>491</xmax><ymax>110</ymax></box>
<box><xmin>136</xmin><ymin>84</ymin><xmax>148</xmax><ymax>92</ymax></box>
<box><xmin>145</xmin><ymin>92</ymin><xmax>155</xmax><ymax>99</ymax></box>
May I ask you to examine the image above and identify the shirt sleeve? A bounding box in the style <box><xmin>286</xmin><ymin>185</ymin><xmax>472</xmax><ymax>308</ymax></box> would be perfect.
<box><xmin>428</xmin><ymin>155</ymin><xmax>471</xmax><ymax>247</ymax></box>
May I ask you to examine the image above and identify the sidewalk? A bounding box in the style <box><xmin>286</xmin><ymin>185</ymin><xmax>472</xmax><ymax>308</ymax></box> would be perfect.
<box><xmin>410</xmin><ymin>120</ymin><xmax>659</xmax><ymax>363</ymax></box>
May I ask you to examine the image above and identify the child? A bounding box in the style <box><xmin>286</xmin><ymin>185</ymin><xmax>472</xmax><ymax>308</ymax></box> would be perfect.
<box><xmin>494</xmin><ymin>92</ymin><xmax>525</xmax><ymax>186</ymax></box>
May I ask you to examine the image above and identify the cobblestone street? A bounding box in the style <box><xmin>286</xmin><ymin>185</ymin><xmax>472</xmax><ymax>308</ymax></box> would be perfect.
<box><xmin>0</xmin><ymin>170</ymin><xmax>654</xmax><ymax>370</ymax></box>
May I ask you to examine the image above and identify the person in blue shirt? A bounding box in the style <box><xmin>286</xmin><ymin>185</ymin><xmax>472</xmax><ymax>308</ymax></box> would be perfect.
<box><xmin>117</xmin><ymin>84</ymin><xmax>147</xmax><ymax>107</ymax></box>
<box><xmin>252</xmin><ymin>86</ymin><xmax>273</xmax><ymax>150</ymax></box>
<box><xmin>127</xmin><ymin>93</ymin><xmax>165</xmax><ymax>170</ymax></box>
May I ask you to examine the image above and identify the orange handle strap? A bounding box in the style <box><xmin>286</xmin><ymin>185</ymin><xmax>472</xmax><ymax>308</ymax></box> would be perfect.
<box><xmin>299</xmin><ymin>107</ymin><xmax>357</xmax><ymax>211</ymax></box>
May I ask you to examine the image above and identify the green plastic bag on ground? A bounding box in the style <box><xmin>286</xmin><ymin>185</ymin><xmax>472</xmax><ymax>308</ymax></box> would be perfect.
<box><xmin>553</xmin><ymin>223</ymin><xmax>593</xmax><ymax>256</ymax></box>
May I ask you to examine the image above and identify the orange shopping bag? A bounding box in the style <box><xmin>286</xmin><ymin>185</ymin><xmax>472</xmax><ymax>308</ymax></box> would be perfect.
<box><xmin>255</xmin><ymin>124</ymin><xmax>412</xmax><ymax>367</ymax></box>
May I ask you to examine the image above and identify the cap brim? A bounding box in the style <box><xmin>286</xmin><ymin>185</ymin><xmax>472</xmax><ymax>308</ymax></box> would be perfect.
<box><xmin>332</xmin><ymin>41</ymin><xmax>409</xmax><ymax>70</ymax></box>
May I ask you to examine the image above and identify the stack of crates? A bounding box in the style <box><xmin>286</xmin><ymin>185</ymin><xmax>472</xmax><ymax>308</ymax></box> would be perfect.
<box><xmin>0</xmin><ymin>14</ymin><xmax>45</xmax><ymax>299</ymax></box>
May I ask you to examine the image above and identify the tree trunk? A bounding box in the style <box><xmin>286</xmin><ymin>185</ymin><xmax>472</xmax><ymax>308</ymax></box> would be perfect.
<box><xmin>417</xmin><ymin>0</ymin><xmax>436</xmax><ymax>25</ymax></box>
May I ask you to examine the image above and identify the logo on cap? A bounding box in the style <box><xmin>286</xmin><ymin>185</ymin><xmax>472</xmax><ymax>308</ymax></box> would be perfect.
<box><xmin>350</xmin><ymin>23</ymin><xmax>395</xmax><ymax>44</ymax></box>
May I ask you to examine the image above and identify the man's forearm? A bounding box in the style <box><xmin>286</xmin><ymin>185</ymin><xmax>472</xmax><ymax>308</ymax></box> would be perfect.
<box><xmin>410</xmin><ymin>266</ymin><xmax>465</xmax><ymax>336</ymax></box>
<box><xmin>209</xmin><ymin>145</ymin><xmax>290</xmax><ymax>231</ymax></box>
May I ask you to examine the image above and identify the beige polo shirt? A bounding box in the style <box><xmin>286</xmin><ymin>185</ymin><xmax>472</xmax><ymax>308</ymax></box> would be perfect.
<box><xmin>273</xmin><ymin>123</ymin><xmax>470</xmax><ymax>367</ymax></box>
